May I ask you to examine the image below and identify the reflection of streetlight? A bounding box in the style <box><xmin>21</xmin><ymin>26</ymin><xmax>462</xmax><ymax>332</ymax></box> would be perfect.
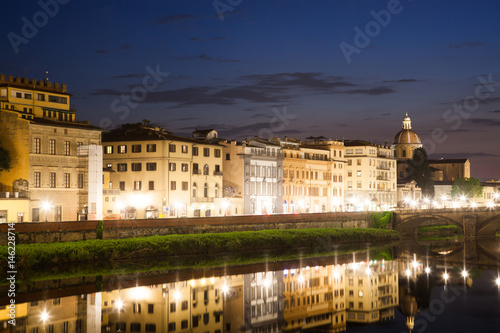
<box><xmin>405</xmin><ymin>269</ymin><xmax>411</xmax><ymax>277</ymax></box>
<box><xmin>425</xmin><ymin>267</ymin><xmax>431</xmax><ymax>274</ymax></box>
<box><xmin>41</xmin><ymin>309</ymin><xmax>49</xmax><ymax>322</ymax></box>
<box><xmin>443</xmin><ymin>272</ymin><xmax>449</xmax><ymax>282</ymax></box>
<box><xmin>496</xmin><ymin>277</ymin><xmax>500</xmax><ymax>286</ymax></box>
<box><xmin>115</xmin><ymin>299</ymin><xmax>124</xmax><ymax>311</ymax></box>
<box><xmin>461</xmin><ymin>270</ymin><xmax>468</xmax><ymax>278</ymax></box>
<box><xmin>174</xmin><ymin>201</ymin><xmax>182</xmax><ymax>218</ymax></box>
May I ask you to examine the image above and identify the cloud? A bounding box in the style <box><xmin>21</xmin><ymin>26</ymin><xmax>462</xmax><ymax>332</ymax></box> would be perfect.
<box><xmin>210</xmin><ymin>37</ymin><xmax>226</xmax><ymax>40</ymax></box>
<box><xmin>380</xmin><ymin>112</ymin><xmax>391</xmax><ymax>116</ymax></box>
<box><xmin>381</xmin><ymin>79</ymin><xmax>422</xmax><ymax>83</ymax></box>
<box><xmin>342</xmin><ymin>87</ymin><xmax>395</xmax><ymax>95</ymax></box>
<box><xmin>446</xmin><ymin>41</ymin><xmax>485</xmax><ymax>49</ymax></box>
<box><xmin>110</xmin><ymin>73</ymin><xmax>145</xmax><ymax>79</ymax></box>
<box><xmin>156</xmin><ymin>14</ymin><xmax>196</xmax><ymax>24</ymax></box>
<box><xmin>481</xmin><ymin>97</ymin><xmax>500</xmax><ymax>105</ymax></box>
<box><xmin>488</xmin><ymin>110</ymin><xmax>500</xmax><ymax>113</ymax></box>
<box><xmin>179</xmin><ymin>54</ymin><xmax>240</xmax><ymax>63</ymax></box>
<box><xmin>464</xmin><ymin>118</ymin><xmax>500</xmax><ymax>126</ymax></box>
<box><xmin>189</xmin><ymin>37</ymin><xmax>202</xmax><ymax>42</ymax></box>
<box><xmin>173</xmin><ymin>117</ymin><xmax>198</xmax><ymax>121</ymax></box>
<box><xmin>118</xmin><ymin>44</ymin><xmax>131</xmax><ymax>50</ymax></box>
<box><xmin>244</xmin><ymin>108</ymin><xmax>256</xmax><ymax>112</ymax></box>
<box><xmin>96</xmin><ymin>49</ymin><xmax>108</xmax><ymax>54</ymax></box>
<box><xmin>91</xmin><ymin>88</ymin><xmax>121</xmax><ymax>96</ymax></box>
<box><xmin>241</xmin><ymin>72</ymin><xmax>357</xmax><ymax>91</ymax></box>
<box><xmin>248</xmin><ymin>113</ymin><xmax>272</xmax><ymax>119</ymax></box>
<box><xmin>429</xmin><ymin>152</ymin><xmax>500</xmax><ymax>159</ymax></box>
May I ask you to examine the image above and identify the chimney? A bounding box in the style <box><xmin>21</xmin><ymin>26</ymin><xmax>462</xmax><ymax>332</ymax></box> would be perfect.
<box><xmin>62</xmin><ymin>84</ymin><xmax>67</xmax><ymax>92</ymax></box>
<box><xmin>54</xmin><ymin>82</ymin><xmax>60</xmax><ymax>89</ymax></box>
<box><xmin>7</xmin><ymin>75</ymin><xmax>13</xmax><ymax>82</ymax></box>
<box><xmin>0</xmin><ymin>74</ymin><xmax>5</xmax><ymax>81</ymax></box>
<box><xmin>15</xmin><ymin>77</ymin><xmax>21</xmax><ymax>83</ymax></box>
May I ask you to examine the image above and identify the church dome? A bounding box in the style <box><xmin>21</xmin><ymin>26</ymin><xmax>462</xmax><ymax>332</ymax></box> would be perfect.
<box><xmin>393</xmin><ymin>113</ymin><xmax>421</xmax><ymax>144</ymax></box>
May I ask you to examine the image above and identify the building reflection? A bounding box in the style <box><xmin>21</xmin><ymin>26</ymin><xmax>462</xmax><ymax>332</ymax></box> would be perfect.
<box><xmin>1</xmin><ymin>262</ymin><xmax>402</xmax><ymax>332</ymax></box>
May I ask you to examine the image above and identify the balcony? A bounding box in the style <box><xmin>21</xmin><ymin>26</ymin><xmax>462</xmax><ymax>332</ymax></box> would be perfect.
<box><xmin>192</xmin><ymin>197</ymin><xmax>214</xmax><ymax>202</ymax></box>
<box><xmin>192</xmin><ymin>170</ymin><xmax>201</xmax><ymax>175</ymax></box>
<box><xmin>103</xmin><ymin>189</ymin><xmax>120</xmax><ymax>195</ymax></box>
<box><xmin>213</xmin><ymin>171</ymin><xmax>223</xmax><ymax>176</ymax></box>
<box><xmin>0</xmin><ymin>191</ymin><xmax>29</xmax><ymax>199</ymax></box>
<box><xmin>377</xmin><ymin>166</ymin><xmax>390</xmax><ymax>170</ymax></box>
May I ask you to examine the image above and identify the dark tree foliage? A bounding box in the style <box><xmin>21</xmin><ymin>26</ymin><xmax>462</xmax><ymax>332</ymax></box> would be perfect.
<box><xmin>406</xmin><ymin>147</ymin><xmax>435</xmax><ymax>198</ymax></box>
<box><xmin>0</xmin><ymin>145</ymin><xmax>11</xmax><ymax>172</ymax></box>
<box><xmin>450</xmin><ymin>177</ymin><xmax>483</xmax><ymax>199</ymax></box>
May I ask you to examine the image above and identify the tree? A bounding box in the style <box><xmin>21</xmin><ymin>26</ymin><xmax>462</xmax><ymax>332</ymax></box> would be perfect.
<box><xmin>0</xmin><ymin>145</ymin><xmax>11</xmax><ymax>173</ymax></box>
<box><xmin>406</xmin><ymin>147</ymin><xmax>435</xmax><ymax>198</ymax></box>
<box><xmin>450</xmin><ymin>177</ymin><xmax>483</xmax><ymax>199</ymax></box>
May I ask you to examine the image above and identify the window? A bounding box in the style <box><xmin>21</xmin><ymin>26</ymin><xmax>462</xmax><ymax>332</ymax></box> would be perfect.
<box><xmin>357</xmin><ymin>181</ymin><xmax>362</xmax><ymax>189</ymax></box>
<box><xmin>149</xmin><ymin>181</ymin><xmax>154</xmax><ymax>190</ymax></box>
<box><xmin>32</xmin><ymin>208</ymin><xmax>39</xmax><ymax>222</ymax></box>
<box><xmin>133</xmin><ymin>303</ymin><xmax>141</xmax><ymax>313</ymax></box>
<box><xmin>134</xmin><ymin>181</ymin><xmax>142</xmax><ymax>191</ymax></box>
<box><xmin>181</xmin><ymin>320</ymin><xmax>188</xmax><ymax>329</ymax></box>
<box><xmin>169</xmin><ymin>144</ymin><xmax>176</xmax><ymax>152</ymax></box>
<box><xmin>203</xmin><ymin>164</ymin><xmax>209</xmax><ymax>175</ymax></box>
<box><xmin>226</xmin><ymin>153</ymin><xmax>230</xmax><ymax>160</ymax></box>
<box><xmin>50</xmin><ymin>172</ymin><xmax>56</xmax><ymax>188</ymax></box>
<box><xmin>193</xmin><ymin>163</ymin><xmax>199</xmax><ymax>174</ymax></box>
<box><xmin>182</xmin><ymin>301</ymin><xmax>188</xmax><ymax>310</ymax></box>
<box><xmin>348</xmin><ymin>170</ymin><xmax>352</xmax><ymax>177</ymax></box>
<box><xmin>64</xmin><ymin>141</ymin><xmax>70</xmax><ymax>156</ymax></box>
<box><xmin>130</xmin><ymin>323</ymin><xmax>141</xmax><ymax>332</ymax></box>
<box><xmin>192</xmin><ymin>147</ymin><xmax>199</xmax><ymax>156</ymax></box>
<box><xmin>116</xmin><ymin>323</ymin><xmax>126</xmax><ymax>331</ymax></box>
<box><xmin>204</xmin><ymin>183</ymin><xmax>208</xmax><ymax>197</ymax></box>
<box><xmin>49</xmin><ymin>139</ymin><xmax>56</xmax><ymax>155</ymax></box>
<box><xmin>357</xmin><ymin>170</ymin><xmax>361</xmax><ymax>177</ymax></box>
<box><xmin>357</xmin><ymin>159</ymin><xmax>361</xmax><ymax>166</ymax></box>
<box><xmin>146</xmin><ymin>162</ymin><xmax>157</xmax><ymax>171</ymax></box>
<box><xmin>215</xmin><ymin>165</ymin><xmax>221</xmax><ymax>174</ymax></box>
<box><xmin>182</xmin><ymin>182</ymin><xmax>188</xmax><ymax>191</ymax></box>
<box><xmin>145</xmin><ymin>324</ymin><xmax>156</xmax><ymax>332</ymax></box>
<box><xmin>171</xmin><ymin>181</ymin><xmax>176</xmax><ymax>190</ymax></box>
<box><xmin>117</xmin><ymin>163</ymin><xmax>127</xmax><ymax>172</ymax></box>
<box><xmin>37</xmin><ymin>93</ymin><xmax>45</xmax><ymax>101</ymax></box>
<box><xmin>214</xmin><ymin>149</ymin><xmax>221</xmax><ymax>157</ymax></box>
<box><xmin>132</xmin><ymin>144</ymin><xmax>141</xmax><ymax>153</ymax></box>
<box><xmin>34</xmin><ymin>172</ymin><xmax>41</xmax><ymax>188</ymax></box>
<box><xmin>147</xmin><ymin>144</ymin><xmax>156</xmax><ymax>152</ymax></box>
<box><xmin>170</xmin><ymin>302</ymin><xmax>176</xmax><ymax>312</ymax></box>
<box><xmin>181</xmin><ymin>163</ymin><xmax>188</xmax><ymax>172</ymax></box>
<box><xmin>48</xmin><ymin>95</ymin><xmax>68</xmax><ymax>104</ymax></box>
<box><xmin>168</xmin><ymin>323</ymin><xmax>176</xmax><ymax>332</ymax></box>
<box><xmin>148</xmin><ymin>304</ymin><xmax>154</xmax><ymax>313</ymax></box>
<box><xmin>64</xmin><ymin>173</ymin><xmax>70</xmax><ymax>188</ymax></box>
<box><xmin>203</xmin><ymin>148</ymin><xmax>210</xmax><ymax>157</ymax></box>
<box><xmin>169</xmin><ymin>163</ymin><xmax>176</xmax><ymax>171</ymax></box>
<box><xmin>182</xmin><ymin>145</ymin><xmax>188</xmax><ymax>153</ymax></box>
<box><xmin>132</xmin><ymin>163</ymin><xmax>142</xmax><ymax>171</ymax></box>
<box><xmin>120</xmin><ymin>182</ymin><xmax>125</xmax><ymax>191</ymax></box>
<box><xmin>78</xmin><ymin>173</ymin><xmax>84</xmax><ymax>188</ymax></box>
<box><xmin>106</xmin><ymin>163</ymin><xmax>112</xmax><ymax>169</ymax></box>
<box><xmin>118</xmin><ymin>145</ymin><xmax>127</xmax><ymax>154</ymax></box>
<box><xmin>34</xmin><ymin>138</ymin><xmax>40</xmax><ymax>154</ymax></box>
<box><xmin>0</xmin><ymin>211</ymin><xmax>7</xmax><ymax>223</ymax></box>
<box><xmin>359</xmin><ymin>290</ymin><xmax>364</xmax><ymax>297</ymax></box>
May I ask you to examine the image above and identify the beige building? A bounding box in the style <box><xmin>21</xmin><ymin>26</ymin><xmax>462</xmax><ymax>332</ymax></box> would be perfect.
<box><xmin>0</xmin><ymin>74</ymin><xmax>102</xmax><ymax>222</ymax></box>
<box><xmin>279</xmin><ymin>138</ymin><xmax>345</xmax><ymax>213</ymax></box>
<box><xmin>102</xmin><ymin>125</ymin><xmax>225</xmax><ymax>219</ymax></box>
<box><xmin>344</xmin><ymin>141</ymin><xmax>397</xmax><ymax>211</ymax></box>
<box><xmin>428</xmin><ymin>158</ymin><xmax>470</xmax><ymax>182</ymax></box>
<box><xmin>345</xmin><ymin>260</ymin><xmax>399</xmax><ymax>324</ymax></box>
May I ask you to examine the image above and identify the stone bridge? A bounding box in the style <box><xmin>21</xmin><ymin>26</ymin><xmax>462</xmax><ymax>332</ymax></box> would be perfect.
<box><xmin>393</xmin><ymin>208</ymin><xmax>500</xmax><ymax>238</ymax></box>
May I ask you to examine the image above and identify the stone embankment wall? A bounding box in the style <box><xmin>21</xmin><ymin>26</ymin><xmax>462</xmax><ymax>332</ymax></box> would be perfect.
<box><xmin>0</xmin><ymin>212</ymin><xmax>371</xmax><ymax>245</ymax></box>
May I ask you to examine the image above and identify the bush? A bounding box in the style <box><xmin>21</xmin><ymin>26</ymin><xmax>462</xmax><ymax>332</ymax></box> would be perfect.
<box><xmin>370</xmin><ymin>211</ymin><xmax>392</xmax><ymax>228</ymax></box>
<box><xmin>96</xmin><ymin>220</ymin><xmax>104</xmax><ymax>240</ymax></box>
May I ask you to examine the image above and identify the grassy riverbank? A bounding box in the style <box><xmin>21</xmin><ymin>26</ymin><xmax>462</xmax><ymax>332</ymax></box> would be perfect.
<box><xmin>1</xmin><ymin>228</ymin><xmax>398</xmax><ymax>273</ymax></box>
<box><xmin>417</xmin><ymin>224</ymin><xmax>462</xmax><ymax>241</ymax></box>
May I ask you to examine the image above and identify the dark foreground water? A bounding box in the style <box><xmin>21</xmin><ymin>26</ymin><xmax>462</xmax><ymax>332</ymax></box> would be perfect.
<box><xmin>1</xmin><ymin>238</ymin><xmax>499</xmax><ymax>332</ymax></box>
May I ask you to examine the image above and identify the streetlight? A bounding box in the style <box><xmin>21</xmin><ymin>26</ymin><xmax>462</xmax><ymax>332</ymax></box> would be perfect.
<box><xmin>41</xmin><ymin>201</ymin><xmax>51</xmax><ymax>222</ymax></box>
<box><xmin>221</xmin><ymin>200</ymin><xmax>229</xmax><ymax>216</ymax></box>
<box><xmin>174</xmin><ymin>201</ymin><xmax>182</xmax><ymax>218</ymax></box>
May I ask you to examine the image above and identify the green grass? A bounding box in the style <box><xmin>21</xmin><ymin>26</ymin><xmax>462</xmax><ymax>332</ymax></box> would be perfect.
<box><xmin>417</xmin><ymin>225</ymin><xmax>461</xmax><ymax>233</ymax></box>
<box><xmin>0</xmin><ymin>228</ymin><xmax>398</xmax><ymax>274</ymax></box>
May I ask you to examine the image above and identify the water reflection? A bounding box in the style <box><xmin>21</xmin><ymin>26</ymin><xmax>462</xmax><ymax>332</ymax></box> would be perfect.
<box><xmin>2</xmin><ymin>253</ymin><xmax>500</xmax><ymax>332</ymax></box>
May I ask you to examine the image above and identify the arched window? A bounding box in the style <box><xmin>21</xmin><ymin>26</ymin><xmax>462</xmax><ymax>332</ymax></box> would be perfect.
<box><xmin>215</xmin><ymin>184</ymin><xmax>219</xmax><ymax>198</ymax></box>
<box><xmin>203</xmin><ymin>164</ymin><xmax>209</xmax><ymax>175</ymax></box>
<box><xmin>204</xmin><ymin>183</ymin><xmax>208</xmax><ymax>198</ymax></box>
<box><xmin>192</xmin><ymin>182</ymin><xmax>197</xmax><ymax>199</ymax></box>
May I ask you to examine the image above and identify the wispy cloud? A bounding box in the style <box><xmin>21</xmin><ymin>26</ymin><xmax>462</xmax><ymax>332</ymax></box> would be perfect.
<box><xmin>381</xmin><ymin>79</ymin><xmax>422</xmax><ymax>83</ymax></box>
<box><xmin>189</xmin><ymin>37</ymin><xmax>202</xmax><ymax>42</ymax></box>
<box><xmin>446</xmin><ymin>41</ymin><xmax>485</xmax><ymax>49</ymax></box>
<box><xmin>118</xmin><ymin>44</ymin><xmax>131</xmax><ymax>50</ymax></box>
<box><xmin>488</xmin><ymin>109</ymin><xmax>500</xmax><ymax>113</ymax></box>
<box><xmin>179</xmin><ymin>54</ymin><xmax>240</xmax><ymax>63</ymax></box>
<box><xmin>110</xmin><ymin>73</ymin><xmax>145</xmax><ymax>80</ymax></box>
<box><xmin>96</xmin><ymin>49</ymin><xmax>108</xmax><ymax>54</ymax></box>
<box><xmin>210</xmin><ymin>37</ymin><xmax>226</xmax><ymax>41</ymax></box>
<box><xmin>156</xmin><ymin>14</ymin><xmax>196</xmax><ymax>24</ymax></box>
<box><xmin>173</xmin><ymin>117</ymin><xmax>198</xmax><ymax>121</ymax></box>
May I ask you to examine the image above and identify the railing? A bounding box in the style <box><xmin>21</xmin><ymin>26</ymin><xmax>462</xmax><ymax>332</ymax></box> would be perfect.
<box><xmin>0</xmin><ymin>191</ymin><xmax>29</xmax><ymax>199</ymax></box>
<box><xmin>213</xmin><ymin>171</ymin><xmax>223</xmax><ymax>176</ymax></box>
<box><xmin>103</xmin><ymin>189</ymin><xmax>120</xmax><ymax>195</ymax></box>
<box><xmin>192</xmin><ymin>170</ymin><xmax>201</xmax><ymax>175</ymax></box>
<box><xmin>192</xmin><ymin>197</ymin><xmax>214</xmax><ymax>202</ymax></box>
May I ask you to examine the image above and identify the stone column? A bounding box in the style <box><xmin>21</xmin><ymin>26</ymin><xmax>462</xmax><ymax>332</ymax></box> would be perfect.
<box><xmin>463</xmin><ymin>214</ymin><xmax>477</xmax><ymax>238</ymax></box>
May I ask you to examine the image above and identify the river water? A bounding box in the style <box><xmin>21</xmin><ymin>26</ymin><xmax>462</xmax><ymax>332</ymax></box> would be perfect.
<box><xmin>1</xmin><ymin>237</ymin><xmax>499</xmax><ymax>332</ymax></box>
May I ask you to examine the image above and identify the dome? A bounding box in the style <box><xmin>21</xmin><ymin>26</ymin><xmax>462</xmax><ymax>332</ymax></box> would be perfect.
<box><xmin>393</xmin><ymin>113</ymin><xmax>421</xmax><ymax>144</ymax></box>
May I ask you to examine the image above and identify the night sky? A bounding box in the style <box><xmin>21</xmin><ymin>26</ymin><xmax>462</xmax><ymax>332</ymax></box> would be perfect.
<box><xmin>1</xmin><ymin>0</ymin><xmax>499</xmax><ymax>180</ymax></box>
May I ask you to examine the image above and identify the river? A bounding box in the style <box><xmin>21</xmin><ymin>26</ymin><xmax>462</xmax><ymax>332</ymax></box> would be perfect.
<box><xmin>1</xmin><ymin>237</ymin><xmax>499</xmax><ymax>332</ymax></box>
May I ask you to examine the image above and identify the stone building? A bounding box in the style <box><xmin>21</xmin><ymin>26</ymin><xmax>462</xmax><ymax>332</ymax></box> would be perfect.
<box><xmin>428</xmin><ymin>158</ymin><xmax>470</xmax><ymax>182</ymax></box>
<box><xmin>0</xmin><ymin>74</ymin><xmax>101</xmax><ymax>222</ymax></box>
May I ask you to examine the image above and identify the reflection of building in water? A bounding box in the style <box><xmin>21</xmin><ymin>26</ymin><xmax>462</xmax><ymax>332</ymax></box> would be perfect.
<box><xmin>101</xmin><ymin>277</ymin><xmax>225</xmax><ymax>333</ymax></box>
<box><xmin>283</xmin><ymin>265</ymin><xmax>347</xmax><ymax>332</ymax></box>
<box><xmin>399</xmin><ymin>287</ymin><xmax>420</xmax><ymax>332</ymax></box>
<box><xmin>241</xmin><ymin>271</ymin><xmax>284</xmax><ymax>332</ymax></box>
<box><xmin>0</xmin><ymin>294</ymin><xmax>100</xmax><ymax>332</ymax></box>
<box><xmin>345</xmin><ymin>260</ymin><xmax>399</xmax><ymax>323</ymax></box>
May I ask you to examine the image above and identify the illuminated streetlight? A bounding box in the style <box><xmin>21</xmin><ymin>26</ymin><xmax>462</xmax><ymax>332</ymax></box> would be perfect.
<box><xmin>461</xmin><ymin>270</ymin><xmax>468</xmax><ymax>278</ymax></box>
<box><xmin>443</xmin><ymin>272</ymin><xmax>449</xmax><ymax>281</ymax></box>
<box><xmin>222</xmin><ymin>283</ymin><xmax>229</xmax><ymax>294</ymax></box>
<box><xmin>496</xmin><ymin>277</ymin><xmax>500</xmax><ymax>286</ymax></box>
<box><xmin>425</xmin><ymin>267</ymin><xmax>431</xmax><ymax>274</ymax></box>
<box><xmin>115</xmin><ymin>299</ymin><xmax>124</xmax><ymax>311</ymax></box>
<box><xmin>486</xmin><ymin>201</ymin><xmax>494</xmax><ymax>209</ymax></box>
<box><xmin>41</xmin><ymin>201</ymin><xmax>51</xmax><ymax>222</ymax></box>
<box><xmin>405</xmin><ymin>269</ymin><xmax>411</xmax><ymax>277</ymax></box>
<box><xmin>470</xmin><ymin>201</ymin><xmax>477</xmax><ymax>209</ymax></box>
<box><xmin>221</xmin><ymin>200</ymin><xmax>230</xmax><ymax>216</ymax></box>
<box><xmin>173</xmin><ymin>290</ymin><xmax>181</xmax><ymax>302</ymax></box>
<box><xmin>365</xmin><ymin>267</ymin><xmax>371</xmax><ymax>276</ymax></box>
<box><xmin>41</xmin><ymin>310</ymin><xmax>49</xmax><ymax>322</ymax></box>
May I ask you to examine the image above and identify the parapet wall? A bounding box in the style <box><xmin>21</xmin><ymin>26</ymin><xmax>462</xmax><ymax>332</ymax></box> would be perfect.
<box><xmin>0</xmin><ymin>212</ymin><xmax>371</xmax><ymax>245</ymax></box>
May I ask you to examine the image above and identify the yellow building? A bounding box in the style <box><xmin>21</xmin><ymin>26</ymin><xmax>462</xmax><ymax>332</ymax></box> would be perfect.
<box><xmin>102</xmin><ymin>125</ymin><xmax>225</xmax><ymax>218</ymax></box>
<box><xmin>280</xmin><ymin>138</ymin><xmax>345</xmax><ymax>213</ymax></box>
<box><xmin>344</xmin><ymin>141</ymin><xmax>397</xmax><ymax>211</ymax></box>
<box><xmin>0</xmin><ymin>74</ymin><xmax>102</xmax><ymax>222</ymax></box>
<box><xmin>345</xmin><ymin>260</ymin><xmax>399</xmax><ymax>323</ymax></box>
<box><xmin>283</xmin><ymin>265</ymin><xmax>346</xmax><ymax>332</ymax></box>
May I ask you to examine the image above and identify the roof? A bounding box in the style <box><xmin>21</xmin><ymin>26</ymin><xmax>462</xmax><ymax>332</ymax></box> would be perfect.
<box><xmin>428</xmin><ymin>159</ymin><xmax>469</xmax><ymax>164</ymax></box>
<box><xmin>30</xmin><ymin>117</ymin><xmax>101</xmax><ymax>131</ymax></box>
<box><xmin>102</xmin><ymin>126</ymin><xmax>225</xmax><ymax>146</ymax></box>
<box><xmin>393</xmin><ymin>129</ymin><xmax>421</xmax><ymax>144</ymax></box>
<box><xmin>193</xmin><ymin>128</ymin><xmax>216</xmax><ymax>134</ymax></box>
<box><xmin>344</xmin><ymin>140</ymin><xmax>379</xmax><ymax>147</ymax></box>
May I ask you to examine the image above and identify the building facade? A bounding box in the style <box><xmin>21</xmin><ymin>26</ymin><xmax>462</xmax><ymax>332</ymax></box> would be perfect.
<box><xmin>0</xmin><ymin>74</ymin><xmax>102</xmax><ymax>222</ymax></box>
<box><xmin>102</xmin><ymin>125</ymin><xmax>225</xmax><ymax>219</ymax></box>
<box><xmin>428</xmin><ymin>158</ymin><xmax>470</xmax><ymax>182</ymax></box>
<box><xmin>344</xmin><ymin>141</ymin><xmax>397</xmax><ymax>211</ymax></box>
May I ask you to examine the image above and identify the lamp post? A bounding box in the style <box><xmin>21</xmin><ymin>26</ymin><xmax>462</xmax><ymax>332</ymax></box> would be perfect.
<box><xmin>41</xmin><ymin>201</ymin><xmax>51</xmax><ymax>222</ymax></box>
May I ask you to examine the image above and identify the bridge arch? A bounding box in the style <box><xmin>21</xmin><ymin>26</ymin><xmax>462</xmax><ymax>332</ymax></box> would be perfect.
<box><xmin>477</xmin><ymin>214</ymin><xmax>500</xmax><ymax>237</ymax></box>
<box><xmin>395</xmin><ymin>213</ymin><xmax>463</xmax><ymax>236</ymax></box>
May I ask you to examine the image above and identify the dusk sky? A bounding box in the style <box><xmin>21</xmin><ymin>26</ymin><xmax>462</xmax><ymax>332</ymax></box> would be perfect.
<box><xmin>1</xmin><ymin>0</ymin><xmax>499</xmax><ymax>179</ymax></box>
